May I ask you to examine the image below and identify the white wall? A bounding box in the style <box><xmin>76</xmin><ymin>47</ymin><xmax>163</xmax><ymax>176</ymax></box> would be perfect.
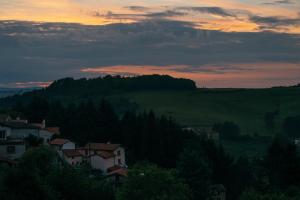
<box><xmin>39</xmin><ymin>130</ymin><xmax>53</xmax><ymax>144</ymax></box>
<box><xmin>62</xmin><ymin>142</ymin><xmax>75</xmax><ymax>150</ymax></box>
<box><xmin>10</xmin><ymin>128</ymin><xmax>40</xmax><ymax>139</ymax></box>
<box><xmin>0</xmin><ymin>144</ymin><xmax>26</xmax><ymax>159</ymax></box>
<box><xmin>90</xmin><ymin>155</ymin><xmax>115</xmax><ymax>173</ymax></box>
<box><xmin>64</xmin><ymin>156</ymin><xmax>83</xmax><ymax>166</ymax></box>
<box><xmin>114</xmin><ymin>147</ymin><xmax>126</xmax><ymax>166</ymax></box>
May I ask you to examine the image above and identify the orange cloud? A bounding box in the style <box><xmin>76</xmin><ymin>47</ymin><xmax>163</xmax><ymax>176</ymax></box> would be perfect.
<box><xmin>1</xmin><ymin>0</ymin><xmax>299</xmax><ymax>33</ymax></box>
<box><xmin>14</xmin><ymin>81</ymin><xmax>52</xmax><ymax>88</ymax></box>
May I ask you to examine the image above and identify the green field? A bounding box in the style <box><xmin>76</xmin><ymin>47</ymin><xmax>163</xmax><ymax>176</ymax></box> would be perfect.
<box><xmin>110</xmin><ymin>87</ymin><xmax>299</xmax><ymax>158</ymax></box>
<box><xmin>115</xmin><ymin>87</ymin><xmax>300</xmax><ymax>137</ymax></box>
<box><xmin>1</xmin><ymin>83</ymin><xmax>299</xmax><ymax>158</ymax></box>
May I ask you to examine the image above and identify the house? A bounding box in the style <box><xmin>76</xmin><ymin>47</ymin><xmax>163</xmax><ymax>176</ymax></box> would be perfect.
<box><xmin>49</xmin><ymin>138</ymin><xmax>75</xmax><ymax>151</ymax></box>
<box><xmin>62</xmin><ymin>149</ymin><xmax>83</xmax><ymax>166</ymax></box>
<box><xmin>0</xmin><ymin>121</ymin><xmax>40</xmax><ymax>159</ymax></box>
<box><xmin>0</xmin><ymin>121</ymin><xmax>41</xmax><ymax>140</ymax></box>
<box><xmin>0</xmin><ymin>139</ymin><xmax>26</xmax><ymax>160</ymax></box>
<box><xmin>183</xmin><ymin>127</ymin><xmax>220</xmax><ymax>141</ymax></box>
<box><xmin>80</xmin><ymin>143</ymin><xmax>126</xmax><ymax>174</ymax></box>
<box><xmin>0</xmin><ymin>120</ymin><xmax>57</xmax><ymax>144</ymax></box>
<box><xmin>39</xmin><ymin>127</ymin><xmax>60</xmax><ymax>144</ymax></box>
<box><xmin>0</xmin><ymin>118</ymin><xmax>60</xmax><ymax>159</ymax></box>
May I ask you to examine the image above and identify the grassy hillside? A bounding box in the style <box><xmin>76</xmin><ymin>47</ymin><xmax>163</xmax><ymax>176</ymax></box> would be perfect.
<box><xmin>1</xmin><ymin>76</ymin><xmax>299</xmax><ymax>158</ymax></box>
<box><xmin>112</xmin><ymin>87</ymin><xmax>300</xmax><ymax>136</ymax></box>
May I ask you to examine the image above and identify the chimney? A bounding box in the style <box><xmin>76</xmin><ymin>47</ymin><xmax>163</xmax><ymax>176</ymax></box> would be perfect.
<box><xmin>42</xmin><ymin>120</ymin><xmax>46</xmax><ymax>129</ymax></box>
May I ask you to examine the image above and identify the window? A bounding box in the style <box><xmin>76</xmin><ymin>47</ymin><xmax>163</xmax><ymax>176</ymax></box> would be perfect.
<box><xmin>118</xmin><ymin>158</ymin><xmax>121</xmax><ymax>165</ymax></box>
<box><xmin>117</xmin><ymin>150</ymin><xmax>121</xmax><ymax>156</ymax></box>
<box><xmin>0</xmin><ymin>130</ymin><xmax>6</xmax><ymax>140</ymax></box>
<box><xmin>7</xmin><ymin>146</ymin><xmax>16</xmax><ymax>154</ymax></box>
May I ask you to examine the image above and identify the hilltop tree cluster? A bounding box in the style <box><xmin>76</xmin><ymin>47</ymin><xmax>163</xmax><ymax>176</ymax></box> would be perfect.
<box><xmin>0</xmin><ymin>75</ymin><xmax>197</xmax><ymax>108</ymax></box>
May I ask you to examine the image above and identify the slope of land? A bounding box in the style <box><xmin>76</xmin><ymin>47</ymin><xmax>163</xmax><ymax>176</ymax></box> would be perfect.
<box><xmin>108</xmin><ymin>87</ymin><xmax>299</xmax><ymax>136</ymax></box>
<box><xmin>1</xmin><ymin>76</ymin><xmax>299</xmax><ymax>137</ymax></box>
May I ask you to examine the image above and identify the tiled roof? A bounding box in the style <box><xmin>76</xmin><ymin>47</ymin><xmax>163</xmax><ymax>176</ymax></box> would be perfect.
<box><xmin>0</xmin><ymin>139</ymin><xmax>25</xmax><ymax>145</ymax></box>
<box><xmin>44</xmin><ymin>127</ymin><xmax>60</xmax><ymax>134</ymax></box>
<box><xmin>0</xmin><ymin>121</ymin><xmax>40</xmax><ymax>129</ymax></box>
<box><xmin>107</xmin><ymin>166</ymin><xmax>128</xmax><ymax>177</ymax></box>
<box><xmin>49</xmin><ymin>138</ymin><xmax>71</xmax><ymax>146</ymax></box>
<box><xmin>85</xmin><ymin>143</ymin><xmax>120</xmax><ymax>151</ymax></box>
<box><xmin>107</xmin><ymin>165</ymin><xmax>122</xmax><ymax>173</ymax></box>
<box><xmin>31</xmin><ymin>123</ymin><xmax>44</xmax><ymax>128</ymax></box>
<box><xmin>96</xmin><ymin>151</ymin><xmax>115</xmax><ymax>159</ymax></box>
<box><xmin>62</xmin><ymin>149</ymin><xmax>83</xmax><ymax>158</ymax></box>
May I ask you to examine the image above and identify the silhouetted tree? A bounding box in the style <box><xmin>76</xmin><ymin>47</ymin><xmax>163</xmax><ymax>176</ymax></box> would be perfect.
<box><xmin>213</xmin><ymin>121</ymin><xmax>241</xmax><ymax>140</ymax></box>
<box><xmin>116</xmin><ymin>163</ymin><xmax>190</xmax><ymax>200</ymax></box>
<box><xmin>283</xmin><ymin>116</ymin><xmax>300</xmax><ymax>139</ymax></box>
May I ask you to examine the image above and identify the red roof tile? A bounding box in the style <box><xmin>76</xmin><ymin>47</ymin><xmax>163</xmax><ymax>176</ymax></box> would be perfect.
<box><xmin>96</xmin><ymin>151</ymin><xmax>115</xmax><ymax>159</ymax></box>
<box><xmin>107</xmin><ymin>165</ymin><xmax>122</xmax><ymax>173</ymax></box>
<box><xmin>0</xmin><ymin>121</ymin><xmax>40</xmax><ymax>129</ymax></box>
<box><xmin>44</xmin><ymin>127</ymin><xmax>60</xmax><ymax>134</ymax></box>
<box><xmin>85</xmin><ymin>143</ymin><xmax>120</xmax><ymax>151</ymax></box>
<box><xmin>49</xmin><ymin>138</ymin><xmax>70</xmax><ymax>146</ymax></box>
<box><xmin>62</xmin><ymin>149</ymin><xmax>83</xmax><ymax>158</ymax></box>
<box><xmin>107</xmin><ymin>166</ymin><xmax>128</xmax><ymax>177</ymax></box>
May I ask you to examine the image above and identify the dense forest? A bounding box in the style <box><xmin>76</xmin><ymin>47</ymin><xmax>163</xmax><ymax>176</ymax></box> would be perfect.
<box><xmin>1</xmin><ymin>97</ymin><xmax>300</xmax><ymax>200</ymax></box>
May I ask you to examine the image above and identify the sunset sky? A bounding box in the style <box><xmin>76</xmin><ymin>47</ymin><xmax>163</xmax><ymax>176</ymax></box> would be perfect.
<box><xmin>1</xmin><ymin>0</ymin><xmax>300</xmax><ymax>88</ymax></box>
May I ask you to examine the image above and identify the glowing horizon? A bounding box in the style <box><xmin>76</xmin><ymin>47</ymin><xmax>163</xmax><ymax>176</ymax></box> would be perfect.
<box><xmin>80</xmin><ymin>62</ymin><xmax>300</xmax><ymax>88</ymax></box>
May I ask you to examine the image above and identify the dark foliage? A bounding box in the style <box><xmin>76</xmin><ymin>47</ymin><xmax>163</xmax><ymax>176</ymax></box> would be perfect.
<box><xmin>0</xmin><ymin>147</ymin><xmax>115</xmax><ymax>200</ymax></box>
<box><xmin>283</xmin><ymin>116</ymin><xmax>300</xmax><ymax>139</ymax></box>
<box><xmin>177</xmin><ymin>137</ymin><xmax>254</xmax><ymax>200</ymax></box>
<box><xmin>213</xmin><ymin>121</ymin><xmax>241</xmax><ymax>140</ymax></box>
<box><xmin>264</xmin><ymin>110</ymin><xmax>279</xmax><ymax>132</ymax></box>
<box><xmin>0</xmin><ymin>75</ymin><xmax>196</xmax><ymax>108</ymax></box>
<box><xmin>116</xmin><ymin>163</ymin><xmax>190</xmax><ymax>200</ymax></box>
<box><xmin>13</xmin><ymin>98</ymin><xmax>189</xmax><ymax>168</ymax></box>
<box><xmin>264</xmin><ymin>137</ymin><xmax>300</xmax><ymax>190</ymax></box>
<box><xmin>47</xmin><ymin>75</ymin><xmax>196</xmax><ymax>94</ymax></box>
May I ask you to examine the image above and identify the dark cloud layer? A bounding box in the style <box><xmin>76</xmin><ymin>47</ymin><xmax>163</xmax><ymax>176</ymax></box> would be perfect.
<box><xmin>94</xmin><ymin>6</ymin><xmax>300</xmax><ymax>33</ymax></box>
<box><xmin>262</xmin><ymin>0</ymin><xmax>295</xmax><ymax>5</ymax></box>
<box><xmin>94</xmin><ymin>6</ymin><xmax>237</xmax><ymax>21</ymax></box>
<box><xmin>0</xmin><ymin>20</ymin><xmax>299</xmax><ymax>86</ymax></box>
<box><xmin>250</xmin><ymin>15</ymin><xmax>300</xmax><ymax>30</ymax></box>
<box><xmin>176</xmin><ymin>7</ymin><xmax>235</xmax><ymax>17</ymax></box>
<box><xmin>125</xmin><ymin>6</ymin><xmax>150</xmax><ymax>12</ymax></box>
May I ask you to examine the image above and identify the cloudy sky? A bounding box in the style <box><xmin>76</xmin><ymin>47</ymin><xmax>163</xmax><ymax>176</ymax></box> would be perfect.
<box><xmin>0</xmin><ymin>0</ymin><xmax>300</xmax><ymax>88</ymax></box>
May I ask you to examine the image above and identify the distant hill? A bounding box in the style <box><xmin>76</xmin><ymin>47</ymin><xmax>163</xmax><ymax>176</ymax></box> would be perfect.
<box><xmin>0</xmin><ymin>75</ymin><xmax>196</xmax><ymax>107</ymax></box>
<box><xmin>0</xmin><ymin>88</ymin><xmax>38</xmax><ymax>98</ymax></box>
